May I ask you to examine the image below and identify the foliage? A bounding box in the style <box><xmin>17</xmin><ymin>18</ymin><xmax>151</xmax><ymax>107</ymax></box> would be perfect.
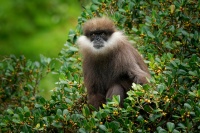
<box><xmin>0</xmin><ymin>55</ymin><xmax>54</xmax><ymax>111</ymax></box>
<box><xmin>0</xmin><ymin>0</ymin><xmax>200</xmax><ymax>132</ymax></box>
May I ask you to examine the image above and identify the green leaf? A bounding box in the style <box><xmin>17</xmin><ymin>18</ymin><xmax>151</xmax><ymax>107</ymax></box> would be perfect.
<box><xmin>34</xmin><ymin>61</ymin><xmax>40</xmax><ymax>68</ymax></box>
<box><xmin>35</xmin><ymin>104</ymin><xmax>43</xmax><ymax>108</ymax></box>
<box><xmin>145</xmin><ymin>16</ymin><xmax>152</xmax><ymax>24</ymax></box>
<box><xmin>170</xmin><ymin>5</ymin><xmax>175</xmax><ymax>14</ymax></box>
<box><xmin>91</xmin><ymin>4</ymin><xmax>98</xmax><ymax>11</ymax></box>
<box><xmin>169</xmin><ymin>25</ymin><xmax>175</xmax><ymax>32</ymax></box>
<box><xmin>22</xmin><ymin>125</ymin><xmax>30</xmax><ymax>132</ymax></box>
<box><xmin>63</xmin><ymin>87</ymin><xmax>72</xmax><ymax>93</ymax></box>
<box><xmin>178</xmin><ymin>123</ymin><xmax>186</xmax><ymax>129</ymax></box>
<box><xmin>79</xmin><ymin>128</ymin><xmax>87</xmax><ymax>133</ymax></box>
<box><xmin>189</xmin><ymin>91</ymin><xmax>196</xmax><ymax>97</ymax></box>
<box><xmin>24</xmin><ymin>106</ymin><xmax>30</xmax><ymax>112</ymax></box>
<box><xmin>92</xmin><ymin>0</ymin><xmax>101</xmax><ymax>5</ymax></box>
<box><xmin>197</xmin><ymin>89</ymin><xmax>200</xmax><ymax>97</ymax></box>
<box><xmin>99</xmin><ymin>125</ymin><xmax>107</xmax><ymax>131</ymax></box>
<box><xmin>149</xmin><ymin>114</ymin><xmax>162</xmax><ymax>122</ymax></box>
<box><xmin>167</xmin><ymin>122</ymin><xmax>175</xmax><ymax>132</ymax></box>
<box><xmin>167</xmin><ymin>77</ymin><xmax>173</xmax><ymax>86</ymax></box>
<box><xmin>132</xmin><ymin>27</ymin><xmax>138</xmax><ymax>32</ymax></box>
<box><xmin>17</xmin><ymin>107</ymin><xmax>23</xmax><ymax>113</ymax></box>
<box><xmin>157</xmin><ymin>127</ymin><xmax>168</xmax><ymax>133</ymax></box>
<box><xmin>177</xmin><ymin>69</ymin><xmax>187</xmax><ymax>75</ymax></box>
<box><xmin>194</xmin><ymin>31</ymin><xmax>199</xmax><ymax>40</ymax></box>
<box><xmin>170</xmin><ymin>60</ymin><xmax>178</xmax><ymax>68</ymax></box>
<box><xmin>63</xmin><ymin>109</ymin><xmax>69</xmax><ymax>116</ymax></box>
<box><xmin>52</xmin><ymin>121</ymin><xmax>63</xmax><ymax>128</ymax></box>
<box><xmin>24</xmin><ymin>107</ymin><xmax>31</xmax><ymax>117</ymax></box>
<box><xmin>135</xmin><ymin>91</ymin><xmax>144</xmax><ymax>96</ymax></box>
<box><xmin>184</xmin><ymin>103</ymin><xmax>192</xmax><ymax>110</ymax></box>
<box><xmin>7</xmin><ymin>109</ymin><xmax>14</xmax><ymax>115</ymax></box>
<box><xmin>82</xmin><ymin>106</ymin><xmax>90</xmax><ymax>117</ymax></box>
<box><xmin>0</xmin><ymin>122</ymin><xmax>7</xmax><ymax>127</ymax></box>
<box><xmin>110</xmin><ymin>121</ymin><xmax>120</xmax><ymax>128</ymax></box>
<box><xmin>12</xmin><ymin>118</ymin><xmax>21</xmax><ymax>124</ymax></box>
<box><xmin>172</xmin><ymin>129</ymin><xmax>180</xmax><ymax>133</ymax></box>
<box><xmin>181</xmin><ymin>30</ymin><xmax>189</xmax><ymax>36</ymax></box>
<box><xmin>147</xmin><ymin>31</ymin><xmax>155</xmax><ymax>38</ymax></box>
<box><xmin>189</xmin><ymin>71</ymin><xmax>197</xmax><ymax>76</ymax></box>
<box><xmin>69</xmin><ymin>46</ymin><xmax>78</xmax><ymax>52</ymax></box>
<box><xmin>157</xmin><ymin>84</ymin><xmax>166</xmax><ymax>94</ymax></box>
<box><xmin>119</xmin><ymin>9</ymin><xmax>126</xmax><ymax>13</ymax></box>
<box><xmin>67</xmin><ymin>30</ymin><xmax>76</xmax><ymax>41</ymax></box>
<box><xmin>8</xmin><ymin>64</ymin><xmax>14</xmax><ymax>71</ymax></box>
<box><xmin>38</xmin><ymin>97</ymin><xmax>46</xmax><ymax>104</ymax></box>
<box><xmin>65</xmin><ymin>98</ymin><xmax>73</xmax><ymax>104</ymax></box>
<box><xmin>56</xmin><ymin>109</ymin><xmax>62</xmax><ymax>116</ymax></box>
<box><xmin>112</xmin><ymin>95</ymin><xmax>120</xmax><ymax>104</ymax></box>
<box><xmin>137</xmin><ymin>115</ymin><xmax>144</xmax><ymax>122</ymax></box>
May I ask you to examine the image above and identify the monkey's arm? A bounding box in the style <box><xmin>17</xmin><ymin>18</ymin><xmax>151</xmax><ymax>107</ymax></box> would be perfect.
<box><xmin>123</xmin><ymin>46</ymin><xmax>150</xmax><ymax>85</ymax></box>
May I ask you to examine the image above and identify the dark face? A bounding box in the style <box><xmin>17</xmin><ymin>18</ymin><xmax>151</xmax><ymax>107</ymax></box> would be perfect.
<box><xmin>85</xmin><ymin>30</ymin><xmax>113</xmax><ymax>49</ymax></box>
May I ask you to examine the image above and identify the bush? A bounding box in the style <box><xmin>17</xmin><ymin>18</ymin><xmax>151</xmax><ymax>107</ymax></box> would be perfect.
<box><xmin>0</xmin><ymin>0</ymin><xmax>200</xmax><ymax>132</ymax></box>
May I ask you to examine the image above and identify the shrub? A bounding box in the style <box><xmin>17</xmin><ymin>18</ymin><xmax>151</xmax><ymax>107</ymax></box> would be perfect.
<box><xmin>0</xmin><ymin>0</ymin><xmax>200</xmax><ymax>132</ymax></box>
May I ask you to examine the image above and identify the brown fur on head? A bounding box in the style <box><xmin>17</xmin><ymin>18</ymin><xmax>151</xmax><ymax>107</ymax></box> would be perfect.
<box><xmin>82</xmin><ymin>17</ymin><xmax>116</xmax><ymax>36</ymax></box>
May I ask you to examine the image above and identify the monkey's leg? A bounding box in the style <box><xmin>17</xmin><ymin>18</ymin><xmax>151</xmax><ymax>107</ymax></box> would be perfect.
<box><xmin>106</xmin><ymin>84</ymin><xmax>125</xmax><ymax>107</ymax></box>
<box><xmin>88</xmin><ymin>94</ymin><xmax>106</xmax><ymax>109</ymax></box>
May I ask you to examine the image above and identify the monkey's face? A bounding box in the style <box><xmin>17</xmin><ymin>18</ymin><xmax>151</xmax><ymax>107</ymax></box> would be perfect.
<box><xmin>77</xmin><ymin>31</ymin><xmax>124</xmax><ymax>55</ymax></box>
<box><xmin>77</xmin><ymin>17</ymin><xmax>125</xmax><ymax>55</ymax></box>
<box><xmin>85</xmin><ymin>30</ymin><xmax>113</xmax><ymax>49</ymax></box>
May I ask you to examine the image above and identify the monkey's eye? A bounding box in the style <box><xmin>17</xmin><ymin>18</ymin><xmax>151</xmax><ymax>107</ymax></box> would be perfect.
<box><xmin>100</xmin><ymin>32</ymin><xmax>107</xmax><ymax>38</ymax></box>
<box><xmin>90</xmin><ymin>33</ymin><xmax>96</xmax><ymax>38</ymax></box>
<box><xmin>101</xmin><ymin>32</ymin><xmax>106</xmax><ymax>36</ymax></box>
<box><xmin>89</xmin><ymin>33</ymin><xmax>97</xmax><ymax>41</ymax></box>
<box><xmin>91</xmin><ymin>33</ymin><xmax>95</xmax><ymax>36</ymax></box>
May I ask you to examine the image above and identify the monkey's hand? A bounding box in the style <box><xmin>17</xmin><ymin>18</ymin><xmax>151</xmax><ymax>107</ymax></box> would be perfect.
<box><xmin>128</xmin><ymin>71</ymin><xmax>150</xmax><ymax>85</ymax></box>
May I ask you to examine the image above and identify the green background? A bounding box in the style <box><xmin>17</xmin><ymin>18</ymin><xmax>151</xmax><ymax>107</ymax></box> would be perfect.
<box><xmin>0</xmin><ymin>0</ymin><xmax>83</xmax><ymax>99</ymax></box>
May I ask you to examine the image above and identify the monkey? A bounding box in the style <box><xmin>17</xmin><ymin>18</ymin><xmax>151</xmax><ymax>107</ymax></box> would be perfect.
<box><xmin>77</xmin><ymin>17</ymin><xmax>150</xmax><ymax>109</ymax></box>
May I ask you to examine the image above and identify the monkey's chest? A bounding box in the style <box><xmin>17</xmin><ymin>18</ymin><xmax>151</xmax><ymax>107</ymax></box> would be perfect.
<box><xmin>88</xmin><ymin>64</ymin><xmax>118</xmax><ymax>91</ymax></box>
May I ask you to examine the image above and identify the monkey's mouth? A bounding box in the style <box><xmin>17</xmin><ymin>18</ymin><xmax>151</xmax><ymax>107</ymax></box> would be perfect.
<box><xmin>93</xmin><ymin>41</ymin><xmax>104</xmax><ymax>49</ymax></box>
<box><xmin>93</xmin><ymin>44</ymin><xmax>104</xmax><ymax>49</ymax></box>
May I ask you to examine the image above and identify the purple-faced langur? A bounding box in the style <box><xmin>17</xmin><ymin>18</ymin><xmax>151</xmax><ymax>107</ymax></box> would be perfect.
<box><xmin>77</xmin><ymin>17</ymin><xmax>150</xmax><ymax>109</ymax></box>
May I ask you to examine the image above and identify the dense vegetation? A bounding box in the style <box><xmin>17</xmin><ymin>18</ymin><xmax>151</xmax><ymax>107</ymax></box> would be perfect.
<box><xmin>0</xmin><ymin>0</ymin><xmax>200</xmax><ymax>132</ymax></box>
